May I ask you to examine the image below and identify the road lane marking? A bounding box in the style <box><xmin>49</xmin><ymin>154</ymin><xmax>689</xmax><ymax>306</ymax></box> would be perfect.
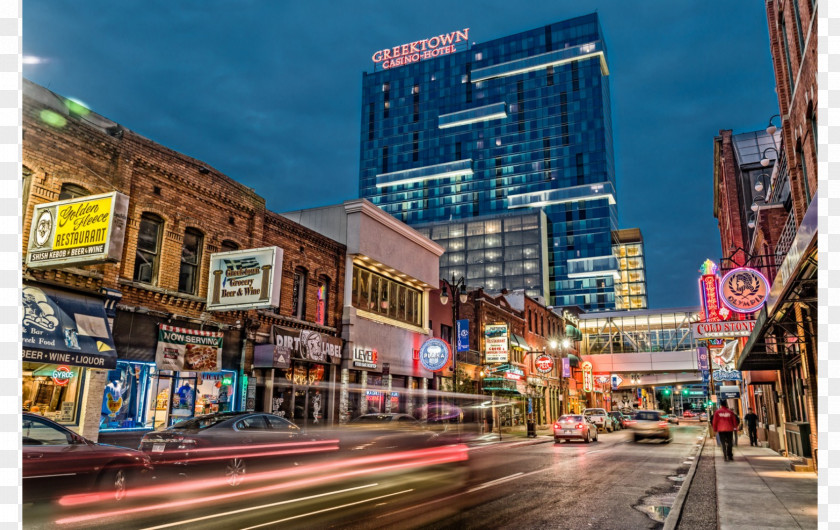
<box><xmin>140</xmin><ymin>483</ymin><xmax>380</xmax><ymax>530</ymax></box>
<box><xmin>467</xmin><ymin>473</ymin><xmax>524</xmax><ymax>492</ymax></box>
<box><xmin>240</xmin><ymin>489</ymin><xmax>414</xmax><ymax>529</ymax></box>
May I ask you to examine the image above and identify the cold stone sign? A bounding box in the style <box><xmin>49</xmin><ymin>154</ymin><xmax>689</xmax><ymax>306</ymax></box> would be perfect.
<box><xmin>372</xmin><ymin>28</ymin><xmax>470</xmax><ymax>70</ymax></box>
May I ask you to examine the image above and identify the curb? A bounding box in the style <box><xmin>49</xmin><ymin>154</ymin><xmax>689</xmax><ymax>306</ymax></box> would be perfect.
<box><xmin>662</xmin><ymin>432</ymin><xmax>707</xmax><ymax>530</ymax></box>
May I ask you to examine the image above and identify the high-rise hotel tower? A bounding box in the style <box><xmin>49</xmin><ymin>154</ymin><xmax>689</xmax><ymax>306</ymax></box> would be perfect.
<box><xmin>359</xmin><ymin>13</ymin><xmax>620</xmax><ymax>311</ymax></box>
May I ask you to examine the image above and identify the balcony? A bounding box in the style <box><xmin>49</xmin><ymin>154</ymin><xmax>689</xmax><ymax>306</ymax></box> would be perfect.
<box><xmin>375</xmin><ymin>160</ymin><xmax>473</xmax><ymax>189</ymax></box>
<box><xmin>774</xmin><ymin>209</ymin><xmax>797</xmax><ymax>267</ymax></box>
<box><xmin>507</xmin><ymin>182</ymin><xmax>615</xmax><ymax>209</ymax></box>
<box><xmin>438</xmin><ymin>103</ymin><xmax>507</xmax><ymax>129</ymax></box>
<box><xmin>567</xmin><ymin>255</ymin><xmax>620</xmax><ymax>279</ymax></box>
<box><xmin>471</xmin><ymin>41</ymin><xmax>609</xmax><ymax>82</ymax></box>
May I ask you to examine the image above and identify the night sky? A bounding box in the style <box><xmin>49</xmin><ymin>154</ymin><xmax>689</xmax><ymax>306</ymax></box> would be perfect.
<box><xmin>22</xmin><ymin>1</ymin><xmax>779</xmax><ymax>309</ymax></box>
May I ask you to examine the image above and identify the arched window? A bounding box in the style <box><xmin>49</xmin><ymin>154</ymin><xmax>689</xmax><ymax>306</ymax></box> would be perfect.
<box><xmin>292</xmin><ymin>267</ymin><xmax>308</xmax><ymax>319</ymax></box>
<box><xmin>178</xmin><ymin>228</ymin><xmax>204</xmax><ymax>294</ymax></box>
<box><xmin>315</xmin><ymin>276</ymin><xmax>330</xmax><ymax>326</ymax></box>
<box><xmin>221</xmin><ymin>240</ymin><xmax>239</xmax><ymax>253</ymax></box>
<box><xmin>59</xmin><ymin>183</ymin><xmax>89</xmax><ymax>200</ymax></box>
<box><xmin>133</xmin><ymin>213</ymin><xmax>163</xmax><ymax>284</ymax></box>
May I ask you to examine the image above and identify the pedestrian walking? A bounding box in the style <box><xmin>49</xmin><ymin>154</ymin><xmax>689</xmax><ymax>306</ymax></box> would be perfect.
<box><xmin>744</xmin><ymin>408</ymin><xmax>759</xmax><ymax>446</ymax></box>
<box><xmin>712</xmin><ymin>402</ymin><xmax>740</xmax><ymax>461</ymax></box>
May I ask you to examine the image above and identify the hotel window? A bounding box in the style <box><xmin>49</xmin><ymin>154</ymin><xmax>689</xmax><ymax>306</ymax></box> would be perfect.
<box><xmin>292</xmin><ymin>267</ymin><xmax>308</xmax><ymax>320</ymax></box>
<box><xmin>133</xmin><ymin>213</ymin><xmax>163</xmax><ymax>285</ymax></box>
<box><xmin>315</xmin><ymin>276</ymin><xmax>329</xmax><ymax>326</ymax></box>
<box><xmin>178</xmin><ymin>228</ymin><xmax>203</xmax><ymax>295</ymax></box>
<box><xmin>58</xmin><ymin>183</ymin><xmax>89</xmax><ymax>200</ymax></box>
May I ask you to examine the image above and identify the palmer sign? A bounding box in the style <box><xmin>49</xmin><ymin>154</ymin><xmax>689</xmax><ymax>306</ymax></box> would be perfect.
<box><xmin>691</xmin><ymin>320</ymin><xmax>756</xmax><ymax>339</ymax></box>
<box><xmin>372</xmin><ymin>28</ymin><xmax>469</xmax><ymax>70</ymax></box>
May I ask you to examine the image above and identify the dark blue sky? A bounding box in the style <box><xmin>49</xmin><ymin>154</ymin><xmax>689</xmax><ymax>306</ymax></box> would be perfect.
<box><xmin>23</xmin><ymin>1</ymin><xmax>779</xmax><ymax>309</ymax></box>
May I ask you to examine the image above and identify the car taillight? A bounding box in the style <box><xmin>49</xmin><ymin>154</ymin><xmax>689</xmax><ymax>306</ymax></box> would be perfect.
<box><xmin>658</xmin><ymin>421</ymin><xmax>668</xmax><ymax>427</ymax></box>
<box><xmin>176</xmin><ymin>438</ymin><xmax>197</xmax><ymax>450</ymax></box>
<box><xmin>625</xmin><ymin>420</ymin><xmax>636</xmax><ymax>425</ymax></box>
<box><xmin>554</xmin><ymin>423</ymin><xmax>561</xmax><ymax>429</ymax></box>
<box><xmin>575</xmin><ymin>423</ymin><xmax>583</xmax><ymax>429</ymax></box>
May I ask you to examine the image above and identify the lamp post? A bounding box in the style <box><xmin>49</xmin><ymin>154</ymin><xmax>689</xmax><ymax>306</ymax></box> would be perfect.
<box><xmin>760</xmin><ymin>147</ymin><xmax>779</xmax><ymax>168</ymax></box>
<box><xmin>439</xmin><ymin>276</ymin><xmax>468</xmax><ymax>395</ymax></box>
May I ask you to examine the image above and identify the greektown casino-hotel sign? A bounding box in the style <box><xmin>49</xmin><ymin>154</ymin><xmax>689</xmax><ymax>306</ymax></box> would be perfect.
<box><xmin>372</xmin><ymin>28</ymin><xmax>470</xmax><ymax>70</ymax></box>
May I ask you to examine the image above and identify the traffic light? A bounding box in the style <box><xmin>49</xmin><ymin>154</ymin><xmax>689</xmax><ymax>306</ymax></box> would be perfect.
<box><xmin>664</xmin><ymin>388</ymin><xmax>671</xmax><ymax>396</ymax></box>
<box><xmin>682</xmin><ymin>388</ymin><xmax>688</xmax><ymax>395</ymax></box>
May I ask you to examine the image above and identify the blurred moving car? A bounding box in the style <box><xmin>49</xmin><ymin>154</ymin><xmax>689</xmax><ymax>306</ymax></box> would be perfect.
<box><xmin>698</xmin><ymin>412</ymin><xmax>709</xmax><ymax>422</ymax></box>
<box><xmin>583</xmin><ymin>408</ymin><xmax>614</xmax><ymax>432</ymax></box>
<box><xmin>553</xmin><ymin>414</ymin><xmax>598</xmax><ymax>443</ymax></box>
<box><xmin>627</xmin><ymin>410</ymin><xmax>671</xmax><ymax>443</ymax></box>
<box><xmin>139</xmin><ymin>412</ymin><xmax>328</xmax><ymax>486</ymax></box>
<box><xmin>682</xmin><ymin>410</ymin><xmax>697</xmax><ymax>418</ymax></box>
<box><xmin>23</xmin><ymin>412</ymin><xmax>152</xmax><ymax>503</ymax></box>
<box><xmin>663</xmin><ymin>413</ymin><xmax>680</xmax><ymax>425</ymax></box>
<box><xmin>608</xmin><ymin>411</ymin><xmax>626</xmax><ymax>430</ymax></box>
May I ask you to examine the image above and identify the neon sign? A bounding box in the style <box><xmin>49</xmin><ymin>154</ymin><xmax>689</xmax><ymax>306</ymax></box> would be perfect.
<box><xmin>582</xmin><ymin>361</ymin><xmax>593</xmax><ymax>393</ymax></box>
<box><xmin>372</xmin><ymin>28</ymin><xmax>470</xmax><ymax>70</ymax></box>
<box><xmin>719</xmin><ymin>268</ymin><xmax>769</xmax><ymax>313</ymax></box>
<box><xmin>51</xmin><ymin>365</ymin><xmax>73</xmax><ymax>386</ymax></box>
<box><xmin>698</xmin><ymin>259</ymin><xmax>729</xmax><ymax>322</ymax></box>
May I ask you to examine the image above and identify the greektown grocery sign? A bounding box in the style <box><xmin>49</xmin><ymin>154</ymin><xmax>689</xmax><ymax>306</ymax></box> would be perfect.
<box><xmin>372</xmin><ymin>28</ymin><xmax>470</xmax><ymax>69</ymax></box>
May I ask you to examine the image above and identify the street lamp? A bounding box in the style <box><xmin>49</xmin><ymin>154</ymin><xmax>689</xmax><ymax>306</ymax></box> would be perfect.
<box><xmin>440</xmin><ymin>276</ymin><xmax>468</xmax><ymax>394</ymax></box>
<box><xmin>760</xmin><ymin>147</ymin><xmax>779</xmax><ymax>168</ymax></box>
<box><xmin>753</xmin><ymin>173</ymin><xmax>770</xmax><ymax>193</ymax></box>
<box><xmin>766</xmin><ymin>114</ymin><xmax>780</xmax><ymax>136</ymax></box>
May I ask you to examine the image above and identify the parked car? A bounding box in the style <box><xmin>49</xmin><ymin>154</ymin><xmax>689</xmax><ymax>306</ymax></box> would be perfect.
<box><xmin>608</xmin><ymin>411</ymin><xmax>625</xmax><ymax>430</ymax></box>
<box><xmin>23</xmin><ymin>412</ymin><xmax>153</xmax><ymax>503</ymax></box>
<box><xmin>139</xmin><ymin>412</ymin><xmax>326</xmax><ymax>486</ymax></box>
<box><xmin>626</xmin><ymin>410</ymin><xmax>671</xmax><ymax>443</ymax></box>
<box><xmin>553</xmin><ymin>414</ymin><xmax>598</xmax><ymax>443</ymax></box>
<box><xmin>583</xmin><ymin>408</ymin><xmax>614</xmax><ymax>432</ymax></box>
<box><xmin>698</xmin><ymin>412</ymin><xmax>709</xmax><ymax>422</ymax></box>
<box><xmin>663</xmin><ymin>413</ymin><xmax>680</xmax><ymax>425</ymax></box>
<box><xmin>682</xmin><ymin>410</ymin><xmax>697</xmax><ymax>418</ymax></box>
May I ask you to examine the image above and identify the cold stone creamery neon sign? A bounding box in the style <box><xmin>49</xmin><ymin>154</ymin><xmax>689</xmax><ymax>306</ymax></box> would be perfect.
<box><xmin>372</xmin><ymin>28</ymin><xmax>469</xmax><ymax>69</ymax></box>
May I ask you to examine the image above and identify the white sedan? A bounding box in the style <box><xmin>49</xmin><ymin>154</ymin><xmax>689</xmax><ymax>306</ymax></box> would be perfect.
<box><xmin>553</xmin><ymin>414</ymin><xmax>599</xmax><ymax>443</ymax></box>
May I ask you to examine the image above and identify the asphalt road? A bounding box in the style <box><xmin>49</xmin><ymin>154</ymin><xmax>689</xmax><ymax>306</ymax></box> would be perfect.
<box><xmin>24</xmin><ymin>424</ymin><xmax>706</xmax><ymax>530</ymax></box>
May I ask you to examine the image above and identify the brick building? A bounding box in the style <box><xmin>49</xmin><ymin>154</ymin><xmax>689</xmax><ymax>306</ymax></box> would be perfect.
<box><xmin>711</xmin><ymin>0</ymin><xmax>817</xmax><ymax>465</ymax></box>
<box><xmin>22</xmin><ymin>78</ymin><xmax>346</xmax><ymax>441</ymax></box>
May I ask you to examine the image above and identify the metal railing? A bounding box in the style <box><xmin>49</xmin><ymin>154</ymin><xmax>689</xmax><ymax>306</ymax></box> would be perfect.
<box><xmin>775</xmin><ymin>209</ymin><xmax>798</xmax><ymax>267</ymax></box>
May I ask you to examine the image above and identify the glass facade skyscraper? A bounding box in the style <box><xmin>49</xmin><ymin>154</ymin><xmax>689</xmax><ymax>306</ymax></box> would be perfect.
<box><xmin>359</xmin><ymin>13</ymin><xmax>619</xmax><ymax>311</ymax></box>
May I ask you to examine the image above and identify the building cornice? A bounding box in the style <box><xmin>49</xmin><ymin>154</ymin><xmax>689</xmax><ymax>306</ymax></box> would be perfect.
<box><xmin>344</xmin><ymin>199</ymin><xmax>444</xmax><ymax>257</ymax></box>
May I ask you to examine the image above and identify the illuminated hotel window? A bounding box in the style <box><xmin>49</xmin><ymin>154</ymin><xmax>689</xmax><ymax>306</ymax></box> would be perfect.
<box><xmin>352</xmin><ymin>266</ymin><xmax>423</xmax><ymax>327</ymax></box>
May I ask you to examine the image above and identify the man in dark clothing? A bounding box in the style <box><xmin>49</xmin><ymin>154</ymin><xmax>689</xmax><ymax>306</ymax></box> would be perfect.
<box><xmin>712</xmin><ymin>402</ymin><xmax>740</xmax><ymax>461</ymax></box>
<box><xmin>744</xmin><ymin>408</ymin><xmax>759</xmax><ymax>446</ymax></box>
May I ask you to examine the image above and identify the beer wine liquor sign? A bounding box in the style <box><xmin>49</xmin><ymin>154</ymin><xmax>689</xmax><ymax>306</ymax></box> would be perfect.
<box><xmin>372</xmin><ymin>28</ymin><xmax>470</xmax><ymax>70</ymax></box>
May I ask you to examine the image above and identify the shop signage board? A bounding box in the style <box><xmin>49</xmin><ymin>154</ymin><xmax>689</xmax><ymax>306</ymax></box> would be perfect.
<box><xmin>352</xmin><ymin>347</ymin><xmax>378</xmax><ymax>369</ymax></box>
<box><xmin>719</xmin><ymin>268</ymin><xmax>769</xmax><ymax>313</ymax></box>
<box><xmin>697</xmin><ymin>346</ymin><xmax>710</xmax><ymax>371</ymax></box>
<box><xmin>582</xmin><ymin>361</ymin><xmax>593</xmax><ymax>392</ymax></box>
<box><xmin>611</xmin><ymin>374</ymin><xmax>623</xmax><ymax>390</ymax></box>
<box><xmin>51</xmin><ymin>365</ymin><xmax>74</xmax><ymax>386</ymax></box>
<box><xmin>456</xmin><ymin>319</ymin><xmax>469</xmax><ymax>352</ymax></box>
<box><xmin>372</xmin><ymin>28</ymin><xmax>469</xmax><ymax>70</ymax></box>
<box><xmin>698</xmin><ymin>259</ymin><xmax>730</xmax><ymax>322</ymax></box>
<box><xmin>719</xmin><ymin>385</ymin><xmax>741</xmax><ymax>399</ymax></box>
<box><xmin>22</xmin><ymin>284</ymin><xmax>117</xmax><ymax>369</ymax></box>
<box><xmin>561</xmin><ymin>357</ymin><xmax>571</xmax><ymax>378</ymax></box>
<box><xmin>155</xmin><ymin>325</ymin><xmax>223</xmax><ymax>372</ymax></box>
<box><xmin>484</xmin><ymin>323</ymin><xmax>509</xmax><ymax>363</ymax></box>
<box><xmin>535</xmin><ymin>354</ymin><xmax>554</xmax><ymax>373</ymax></box>
<box><xmin>207</xmin><ymin>246</ymin><xmax>284</xmax><ymax>311</ymax></box>
<box><xmin>692</xmin><ymin>320</ymin><xmax>756</xmax><ymax>339</ymax></box>
<box><xmin>272</xmin><ymin>326</ymin><xmax>342</xmax><ymax>365</ymax></box>
<box><xmin>26</xmin><ymin>191</ymin><xmax>129</xmax><ymax>269</ymax></box>
<box><xmin>418</xmin><ymin>338</ymin><xmax>451</xmax><ymax>372</ymax></box>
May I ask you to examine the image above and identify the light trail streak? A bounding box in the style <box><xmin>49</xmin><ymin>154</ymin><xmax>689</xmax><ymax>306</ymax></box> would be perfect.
<box><xmin>55</xmin><ymin>445</ymin><xmax>467</xmax><ymax>524</ymax></box>
<box><xmin>140</xmin><ymin>483</ymin><xmax>379</xmax><ymax>530</ymax></box>
<box><xmin>239</xmin><ymin>489</ymin><xmax>414</xmax><ymax>530</ymax></box>
<box><xmin>467</xmin><ymin>472</ymin><xmax>523</xmax><ymax>493</ymax></box>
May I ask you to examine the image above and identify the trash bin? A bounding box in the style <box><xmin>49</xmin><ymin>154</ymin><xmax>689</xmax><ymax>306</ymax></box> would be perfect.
<box><xmin>527</xmin><ymin>420</ymin><xmax>536</xmax><ymax>438</ymax></box>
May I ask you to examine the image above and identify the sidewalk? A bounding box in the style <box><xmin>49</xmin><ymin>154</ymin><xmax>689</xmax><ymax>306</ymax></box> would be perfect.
<box><xmin>714</xmin><ymin>433</ymin><xmax>817</xmax><ymax>529</ymax></box>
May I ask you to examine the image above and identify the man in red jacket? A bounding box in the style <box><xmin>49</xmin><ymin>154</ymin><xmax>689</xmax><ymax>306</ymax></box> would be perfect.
<box><xmin>712</xmin><ymin>402</ymin><xmax>740</xmax><ymax>461</ymax></box>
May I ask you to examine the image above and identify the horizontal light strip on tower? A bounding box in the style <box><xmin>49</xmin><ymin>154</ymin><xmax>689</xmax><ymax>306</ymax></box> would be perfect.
<box><xmin>375</xmin><ymin>159</ymin><xmax>474</xmax><ymax>189</ymax></box>
<box><xmin>438</xmin><ymin>103</ymin><xmax>508</xmax><ymax>129</ymax></box>
<box><xmin>471</xmin><ymin>41</ymin><xmax>609</xmax><ymax>82</ymax></box>
<box><xmin>506</xmin><ymin>183</ymin><xmax>616</xmax><ymax>209</ymax></box>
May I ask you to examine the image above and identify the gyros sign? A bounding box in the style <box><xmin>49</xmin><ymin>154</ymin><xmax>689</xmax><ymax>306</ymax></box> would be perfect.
<box><xmin>691</xmin><ymin>320</ymin><xmax>756</xmax><ymax>339</ymax></box>
<box><xmin>51</xmin><ymin>365</ymin><xmax>74</xmax><ymax>386</ymax></box>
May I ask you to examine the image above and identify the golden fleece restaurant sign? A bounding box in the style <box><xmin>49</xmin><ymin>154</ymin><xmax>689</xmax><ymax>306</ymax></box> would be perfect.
<box><xmin>26</xmin><ymin>192</ymin><xmax>129</xmax><ymax>268</ymax></box>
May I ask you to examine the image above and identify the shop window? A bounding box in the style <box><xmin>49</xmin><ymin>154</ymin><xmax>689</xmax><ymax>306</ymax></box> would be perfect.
<box><xmin>23</xmin><ymin>362</ymin><xmax>84</xmax><ymax>425</ymax></box>
<box><xmin>178</xmin><ymin>228</ymin><xmax>204</xmax><ymax>294</ymax></box>
<box><xmin>133</xmin><ymin>213</ymin><xmax>163</xmax><ymax>285</ymax></box>
<box><xmin>58</xmin><ymin>183</ymin><xmax>89</xmax><ymax>200</ymax></box>
<box><xmin>351</xmin><ymin>265</ymin><xmax>423</xmax><ymax>327</ymax></box>
<box><xmin>315</xmin><ymin>276</ymin><xmax>329</xmax><ymax>326</ymax></box>
<box><xmin>292</xmin><ymin>267</ymin><xmax>308</xmax><ymax>319</ymax></box>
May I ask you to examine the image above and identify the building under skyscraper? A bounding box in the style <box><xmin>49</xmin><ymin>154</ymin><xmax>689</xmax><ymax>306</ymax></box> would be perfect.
<box><xmin>359</xmin><ymin>13</ymin><xmax>619</xmax><ymax>311</ymax></box>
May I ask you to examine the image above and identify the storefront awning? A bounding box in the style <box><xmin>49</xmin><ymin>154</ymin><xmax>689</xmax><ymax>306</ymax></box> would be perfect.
<box><xmin>510</xmin><ymin>334</ymin><xmax>530</xmax><ymax>351</ymax></box>
<box><xmin>737</xmin><ymin>196</ymin><xmax>817</xmax><ymax>372</ymax></box>
<box><xmin>567</xmin><ymin>354</ymin><xmax>581</xmax><ymax>367</ymax></box>
<box><xmin>22</xmin><ymin>284</ymin><xmax>117</xmax><ymax>369</ymax></box>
